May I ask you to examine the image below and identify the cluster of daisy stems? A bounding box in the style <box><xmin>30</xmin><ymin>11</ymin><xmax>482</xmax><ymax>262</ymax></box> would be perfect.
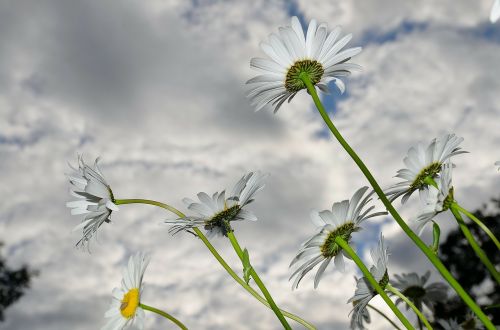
<box><xmin>65</xmin><ymin>17</ymin><xmax>500</xmax><ymax>330</ymax></box>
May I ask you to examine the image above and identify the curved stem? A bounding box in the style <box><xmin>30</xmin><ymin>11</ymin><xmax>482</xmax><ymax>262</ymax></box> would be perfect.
<box><xmin>450</xmin><ymin>204</ymin><xmax>500</xmax><ymax>284</ymax></box>
<box><xmin>367</xmin><ymin>304</ymin><xmax>403</xmax><ymax>330</ymax></box>
<box><xmin>119</xmin><ymin>198</ymin><xmax>316</xmax><ymax>329</ymax></box>
<box><xmin>300</xmin><ymin>73</ymin><xmax>495</xmax><ymax>330</ymax></box>
<box><xmin>386</xmin><ymin>285</ymin><xmax>432</xmax><ymax>330</ymax></box>
<box><xmin>335</xmin><ymin>237</ymin><xmax>413</xmax><ymax>330</ymax></box>
<box><xmin>140</xmin><ymin>303</ymin><xmax>188</xmax><ymax>330</ymax></box>
<box><xmin>115</xmin><ymin>199</ymin><xmax>184</xmax><ymax>217</ymax></box>
<box><xmin>456</xmin><ymin>204</ymin><xmax>500</xmax><ymax>251</ymax></box>
<box><xmin>226</xmin><ymin>231</ymin><xmax>291</xmax><ymax>330</ymax></box>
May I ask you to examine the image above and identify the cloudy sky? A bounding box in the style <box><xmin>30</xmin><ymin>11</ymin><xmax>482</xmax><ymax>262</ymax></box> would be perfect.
<box><xmin>1</xmin><ymin>0</ymin><xmax>499</xmax><ymax>329</ymax></box>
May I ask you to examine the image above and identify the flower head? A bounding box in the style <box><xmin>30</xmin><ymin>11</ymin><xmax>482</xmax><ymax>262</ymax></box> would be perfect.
<box><xmin>102</xmin><ymin>252</ymin><xmax>150</xmax><ymax>330</ymax></box>
<box><xmin>385</xmin><ymin>134</ymin><xmax>466</xmax><ymax>204</ymax></box>
<box><xmin>289</xmin><ymin>187</ymin><xmax>386</xmax><ymax>289</ymax></box>
<box><xmin>390</xmin><ymin>271</ymin><xmax>448</xmax><ymax>312</ymax></box>
<box><xmin>438</xmin><ymin>318</ymin><xmax>461</xmax><ymax>330</ymax></box>
<box><xmin>348</xmin><ymin>235</ymin><xmax>389</xmax><ymax>330</ymax></box>
<box><xmin>247</xmin><ymin>16</ymin><xmax>362</xmax><ymax>113</ymax></box>
<box><xmin>491</xmin><ymin>0</ymin><xmax>500</xmax><ymax>23</ymax></box>
<box><xmin>66</xmin><ymin>156</ymin><xmax>118</xmax><ymax>248</ymax></box>
<box><xmin>415</xmin><ymin>163</ymin><xmax>454</xmax><ymax>234</ymax></box>
<box><xmin>166</xmin><ymin>171</ymin><xmax>268</xmax><ymax>238</ymax></box>
<box><xmin>461</xmin><ymin>311</ymin><xmax>484</xmax><ymax>330</ymax></box>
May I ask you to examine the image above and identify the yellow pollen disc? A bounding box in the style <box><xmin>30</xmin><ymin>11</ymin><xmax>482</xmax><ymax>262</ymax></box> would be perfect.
<box><xmin>120</xmin><ymin>288</ymin><xmax>140</xmax><ymax>318</ymax></box>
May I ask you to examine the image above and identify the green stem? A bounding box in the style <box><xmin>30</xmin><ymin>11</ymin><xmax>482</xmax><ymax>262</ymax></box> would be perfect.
<box><xmin>226</xmin><ymin>231</ymin><xmax>291</xmax><ymax>330</ymax></box>
<box><xmin>367</xmin><ymin>304</ymin><xmax>403</xmax><ymax>330</ymax></box>
<box><xmin>139</xmin><ymin>303</ymin><xmax>188</xmax><ymax>330</ymax></box>
<box><xmin>455</xmin><ymin>204</ymin><xmax>500</xmax><ymax>251</ymax></box>
<box><xmin>118</xmin><ymin>198</ymin><xmax>315</xmax><ymax>329</ymax></box>
<box><xmin>335</xmin><ymin>237</ymin><xmax>413</xmax><ymax>330</ymax></box>
<box><xmin>300</xmin><ymin>73</ymin><xmax>495</xmax><ymax>330</ymax></box>
<box><xmin>386</xmin><ymin>285</ymin><xmax>432</xmax><ymax>330</ymax></box>
<box><xmin>115</xmin><ymin>199</ymin><xmax>184</xmax><ymax>217</ymax></box>
<box><xmin>450</xmin><ymin>204</ymin><xmax>500</xmax><ymax>284</ymax></box>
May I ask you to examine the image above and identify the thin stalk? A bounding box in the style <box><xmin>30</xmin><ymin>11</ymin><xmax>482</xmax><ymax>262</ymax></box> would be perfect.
<box><xmin>455</xmin><ymin>204</ymin><xmax>500</xmax><ymax>251</ymax></box>
<box><xmin>367</xmin><ymin>304</ymin><xmax>403</xmax><ymax>330</ymax></box>
<box><xmin>227</xmin><ymin>231</ymin><xmax>291</xmax><ymax>330</ymax></box>
<box><xmin>386</xmin><ymin>285</ymin><xmax>432</xmax><ymax>330</ymax></box>
<box><xmin>335</xmin><ymin>237</ymin><xmax>413</xmax><ymax>330</ymax></box>
<box><xmin>115</xmin><ymin>199</ymin><xmax>184</xmax><ymax>217</ymax></box>
<box><xmin>300</xmin><ymin>73</ymin><xmax>495</xmax><ymax>330</ymax></box>
<box><xmin>140</xmin><ymin>303</ymin><xmax>188</xmax><ymax>330</ymax></box>
<box><xmin>118</xmin><ymin>198</ymin><xmax>315</xmax><ymax>329</ymax></box>
<box><xmin>450</xmin><ymin>204</ymin><xmax>500</xmax><ymax>284</ymax></box>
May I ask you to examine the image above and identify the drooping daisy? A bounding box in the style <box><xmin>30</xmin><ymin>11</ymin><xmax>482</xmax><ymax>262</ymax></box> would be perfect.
<box><xmin>390</xmin><ymin>271</ymin><xmax>448</xmax><ymax>313</ymax></box>
<box><xmin>491</xmin><ymin>0</ymin><xmax>500</xmax><ymax>23</ymax></box>
<box><xmin>166</xmin><ymin>171</ymin><xmax>268</xmax><ymax>238</ymax></box>
<box><xmin>348</xmin><ymin>235</ymin><xmax>390</xmax><ymax>330</ymax></box>
<box><xmin>289</xmin><ymin>187</ymin><xmax>386</xmax><ymax>289</ymax></box>
<box><xmin>66</xmin><ymin>156</ymin><xmax>118</xmax><ymax>248</ymax></box>
<box><xmin>102</xmin><ymin>252</ymin><xmax>150</xmax><ymax>330</ymax></box>
<box><xmin>415</xmin><ymin>163</ymin><xmax>454</xmax><ymax>234</ymax></box>
<box><xmin>385</xmin><ymin>134</ymin><xmax>466</xmax><ymax>204</ymax></box>
<box><xmin>438</xmin><ymin>318</ymin><xmax>461</xmax><ymax>330</ymax></box>
<box><xmin>247</xmin><ymin>16</ymin><xmax>362</xmax><ymax>113</ymax></box>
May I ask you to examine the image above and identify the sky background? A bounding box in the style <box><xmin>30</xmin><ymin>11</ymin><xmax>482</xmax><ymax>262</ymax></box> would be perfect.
<box><xmin>1</xmin><ymin>0</ymin><xmax>499</xmax><ymax>329</ymax></box>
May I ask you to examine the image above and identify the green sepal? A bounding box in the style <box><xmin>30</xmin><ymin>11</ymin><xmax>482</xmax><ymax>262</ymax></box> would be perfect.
<box><xmin>242</xmin><ymin>248</ymin><xmax>252</xmax><ymax>284</ymax></box>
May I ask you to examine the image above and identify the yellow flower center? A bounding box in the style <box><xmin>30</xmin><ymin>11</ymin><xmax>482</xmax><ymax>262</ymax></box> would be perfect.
<box><xmin>120</xmin><ymin>288</ymin><xmax>140</xmax><ymax>318</ymax></box>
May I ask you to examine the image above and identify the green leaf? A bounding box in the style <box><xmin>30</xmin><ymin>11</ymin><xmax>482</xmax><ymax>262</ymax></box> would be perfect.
<box><xmin>431</xmin><ymin>221</ymin><xmax>441</xmax><ymax>254</ymax></box>
<box><xmin>242</xmin><ymin>248</ymin><xmax>252</xmax><ymax>284</ymax></box>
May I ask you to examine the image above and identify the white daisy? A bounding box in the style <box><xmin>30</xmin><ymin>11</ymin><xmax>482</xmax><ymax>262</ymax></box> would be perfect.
<box><xmin>461</xmin><ymin>311</ymin><xmax>485</xmax><ymax>330</ymax></box>
<box><xmin>102</xmin><ymin>252</ymin><xmax>150</xmax><ymax>330</ymax></box>
<box><xmin>438</xmin><ymin>318</ymin><xmax>461</xmax><ymax>330</ymax></box>
<box><xmin>415</xmin><ymin>162</ymin><xmax>454</xmax><ymax>234</ymax></box>
<box><xmin>491</xmin><ymin>0</ymin><xmax>500</xmax><ymax>23</ymax></box>
<box><xmin>348</xmin><ymin>235</ymin><xmax>389</xmax><ymax>330</ymax></box>
<box><xmin>385</xmin><ymin>134</ymin><xmax>466</xmax><ymax>204</ymax></box>
<box><xmin>289</xmin><ymin>187</ymin><xmax>386</xmax><ymax>289</ymax></box>
<box><xmin>166</xmin><ymin>171</ymin><xmax>268</xmax><ymax>238</ymax></box>
<box><xmin>390</xmin><ymin>271</ymin><xmax>448</xmax><ymax>313</ymax></box>
<box><xmin>66</xmin><ymin>156</ymin><xmax>118</xmax><ymax>248</ymax></box>
<box><xmin>247</xmin><ymin>16</ymin><xmax>362</xmax><ymax>113</ymax></box>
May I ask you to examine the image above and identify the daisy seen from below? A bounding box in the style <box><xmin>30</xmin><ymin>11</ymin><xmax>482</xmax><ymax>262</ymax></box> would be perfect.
<box><xmin>102</xmin><ymin>252</ymin><xmax>150</xmax><ymax>330</ymax></box>
<box><xmin>289</xmin><ymin>187</ymin><xmax>386</xmax><ymax>289</ymax></box>
<box><xmin>385</xmin><ymin>134</ymin><xmax>466</xmax><ymax>204</ymax></box>
<box><xmin>348</xmin><ymin>235</ymin><xmax>389</xmax><ymax>330</ymax></box>
<box><xmin>66</xmin><ymin>156</ymin><xmax>118</xmax><ymax>248</ymax></box>
<box><xmin>390</xmin><ymin>271</ymin><xmax>448</xmax><ymax>313</ymax></box>
<box><xmin>247</xmin><ymin>16</ymin><xmax>362</xmax><ymax>113</ymax></box>
<box><xmin>415</xmin><ymin>162</ymin><xmax>454</xmax><ymax>234</ymax></box>
<box><xmin>166</xmin><ymin>171</ymin><xmax>268</xmax><ymax>238</ymax></box>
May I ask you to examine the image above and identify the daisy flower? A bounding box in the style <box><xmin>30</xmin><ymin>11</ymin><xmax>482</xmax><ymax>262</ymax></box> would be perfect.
<box><xmin>66</xmin><ymin>156</ymin><xmax>118</xmax><ymax>248</ymax></box>
<box><xmin>415</xmin><ymin>163</ymin><xmax>454</xmax><ymax>234</ymax></box>
<box><xmin>390</xmin><ymin>271</ymin><xmax>448</xmax><ymax>313</ymax></box>
<box><xmin>438</xmin><ymin>318</ymin><xmax>461</xmax><ymax>330</ymax></box>
<box><xmin>461</xmin><ymin>311</ymin><xmax>484</xmax><ymax>330</ymax></box>
<box><xmin>247</xmin><ymin>16</ymin><xmax>362</xmax><ymax>113</ymax></box>
<box><xmin>348</xmin><ymin>235</ymin><xmax>389</xmax><ymax>330</ymax></box>
<box><xmin>102</xmin><ymin>252</ymin><xmax>150</xmax><ymax>330</ymax></box>
<box><xmin>289</xmin><ymin>187</ymin><xmax>386</xmax><ymax>289</ymax></box>
<box><xmin>166</xmin><ymin>171</ymin><xmax>268</xmax><ymax>238</ymax></box>
<box><xmin>491</xmin><ymin>0</ymin><xmax>500</xmax><ymax>23</ymax></box>
<box><xmin>385</xmin><ymin>134</ymin><xmax>466</xmax><ymax>204</ymax></box>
